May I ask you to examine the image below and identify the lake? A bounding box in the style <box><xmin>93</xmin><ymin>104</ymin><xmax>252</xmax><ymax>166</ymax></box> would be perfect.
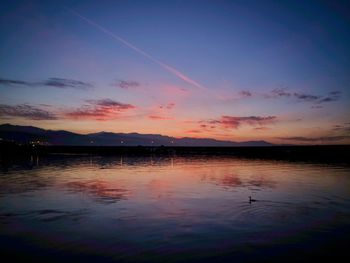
<box><xmin>1</xmin><ymin>155</ymin><xmax>349</xmax><ymax>262</ymax></box>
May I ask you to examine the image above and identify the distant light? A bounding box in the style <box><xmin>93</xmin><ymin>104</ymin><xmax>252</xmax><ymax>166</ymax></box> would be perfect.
<box><xmin>90</xmin><ymin>140</ymin><xmax>94</xmax><ymax>144</ymax></box>
<box><xmin>121</xmin><ymin>141</ymin><xmax>124</xmax><ymax>144</ymax></box>
<box><xmin>170</xmin><ymin>141</ymin><xmax>174</xmax><ymax>144</ymax></box>
<box><xmin>151</xmin><ymin>141</ymin><xmax>154</xmax><ymax>144</ymax></box>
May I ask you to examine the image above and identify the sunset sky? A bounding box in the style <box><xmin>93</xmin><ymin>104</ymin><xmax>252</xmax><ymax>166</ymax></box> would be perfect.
<box><xmin>0</xmin><ymin>0</ymin><xmax>349</xmax><ymax>144</ymax></box>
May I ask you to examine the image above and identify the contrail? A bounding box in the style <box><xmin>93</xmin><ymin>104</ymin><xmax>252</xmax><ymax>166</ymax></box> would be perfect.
<box><xmin>65</xmin><ymin>7</ymin><xmax>205</xmax><ymax>90</ymax></box>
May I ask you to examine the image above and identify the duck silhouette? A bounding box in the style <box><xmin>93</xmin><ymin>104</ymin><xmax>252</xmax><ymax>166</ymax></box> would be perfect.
<box><xmin>249</xmin><ymin>196</ymin><xmax>257</xmax><ymax>203</ymax></box>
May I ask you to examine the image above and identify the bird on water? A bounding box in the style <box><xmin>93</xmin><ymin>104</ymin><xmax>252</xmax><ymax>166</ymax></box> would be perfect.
<box><xmin>249</xmin><ymin>196</ymin><xmax>257</xmax><ymax>203</ymax></box>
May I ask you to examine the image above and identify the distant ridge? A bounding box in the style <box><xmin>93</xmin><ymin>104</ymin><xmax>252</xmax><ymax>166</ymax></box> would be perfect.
<box><xmin>0</xmin><ymin>123</ymin><xmax>273</xmax><ymax>147</ymax></box>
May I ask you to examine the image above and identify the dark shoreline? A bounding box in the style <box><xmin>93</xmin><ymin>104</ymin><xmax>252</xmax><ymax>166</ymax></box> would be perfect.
<box><xmin>1</xmin><ymin>143</ymin><xmax>349</xmax><ymax>164</ymax></box>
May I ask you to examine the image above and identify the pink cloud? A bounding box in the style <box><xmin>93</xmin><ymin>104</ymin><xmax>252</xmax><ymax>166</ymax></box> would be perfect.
<box><xmin>65</xmin><ymin>99</ymin><xmax>135</xmax><ymax>120</ymax></box>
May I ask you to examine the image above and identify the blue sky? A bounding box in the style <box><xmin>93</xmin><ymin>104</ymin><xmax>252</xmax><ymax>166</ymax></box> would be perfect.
<box><xmin>0</xmin><ymin>0</ymin><xmax>349</xmax><ymax>144</ymax></box>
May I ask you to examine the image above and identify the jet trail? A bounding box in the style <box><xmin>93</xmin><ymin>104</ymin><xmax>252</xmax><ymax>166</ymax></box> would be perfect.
<box><xmin>65</xmin><ymin>7</ymin><xmax>205</xmax><ymax>90</ymax></box>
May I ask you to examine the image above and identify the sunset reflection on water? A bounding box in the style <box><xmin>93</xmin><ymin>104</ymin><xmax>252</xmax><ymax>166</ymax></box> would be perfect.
<box><xmin>1</xmin><ymin>155</ymin><xmax>349</xmax><ymax>262</ymax></box>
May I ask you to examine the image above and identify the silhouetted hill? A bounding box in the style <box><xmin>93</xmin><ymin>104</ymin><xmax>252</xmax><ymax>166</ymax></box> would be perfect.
<box><xmin>0</xmin><ymin>123</ymin><xmax>273</xmax><ymax>146</ymax></box>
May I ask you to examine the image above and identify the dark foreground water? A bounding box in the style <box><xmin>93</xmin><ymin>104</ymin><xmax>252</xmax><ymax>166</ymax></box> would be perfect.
<box><xmin>1</xmin><ymin>155</ymin><xmax>349</xmax><ymax>262</ymax></box>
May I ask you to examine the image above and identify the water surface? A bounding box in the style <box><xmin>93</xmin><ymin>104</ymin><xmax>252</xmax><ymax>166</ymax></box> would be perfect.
<box><xmin>1</xmin><ymin>155</ymin><xmax>349</xmax><ymax>262</ymax></box>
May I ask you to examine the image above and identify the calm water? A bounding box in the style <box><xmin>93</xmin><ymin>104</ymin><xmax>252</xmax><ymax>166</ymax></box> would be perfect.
<box><xmin>1</xmin><ymin>155</ymin><xmax>350</xmax><ymax>262</ymax></box>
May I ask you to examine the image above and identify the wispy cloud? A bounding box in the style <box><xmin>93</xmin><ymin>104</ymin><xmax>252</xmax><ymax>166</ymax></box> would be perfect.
<box><xmin>317</xmin><ymin>91</ymin><xmax>341</xmax><ymax>103</ymax></box>
<box><xmin>203</xmin><ymin>116</ymin><xmax>277</xmax><ymax>129</ymax></box>
<box><xmin>266</xmin><ymin>88</ymin><xmax>341</xmax><ymax>104</ymax></box>
<box><xmin>332</xmin><ymin>123</ymin><xmax>350</xmax><ymax>134</ymax></box>
<box><xmin>43</xmin><ymin>78</ymin><xmax>93</xmax><ymax>89</ymax></box>
<box><xmin>0</xmin><ymin>104</ymin><xmax>57</xmax><ymax>120</ymax></box>
<box><xmin>237</xmin><ymin>88</ymin><xmax>342</xmax><ymax>105</ymax></box>
<box><xmin>239</xmin><ymin>90</ymin><xmax>252</xmax><ymax>98</ymax></box>
<box><xmin>254</xmin><ymin>126</ymin><xmax>270</xmax><ymax>131</ymax></box>
<box><xmin>146</xmin><ymin>102</ymin><xmax>176</xmax><ymax>121</ymax></box>
<box><xmin>0</xmin><ymin>77</ymin><xmax>93</xmax><ymax>90</ymax></box>
<box><xmin>66</xmin><ymin>7</ymin><xmax>205</xmax><ymax>90</ymax></box>
<box><xmin>0</xmin><ymin>78</ymin><xmax>32</xmax><ymax>86</ymax></box>
<box><xmin>186</xmin><ymin>129</ymin><xmax>202</xmax><ymax>134</ymax></box>
<box><xmin>86</xmin><ymin>99</ymin><xmax>135</xmax><ymax>109</ymax></box>
<box><xmin>221</xmin><ymin>116</ymin><xmax>276</xmax><ymax>129</ymax></box>
<box><xmin>112</xmin><ymin>80</ymin><xmax>140</xmax><ymax>89</ymax></box>
<box><xmin>159</xmin><ymin>102</ymin><xmax>175</xmax><ymax>110</ymax></box>
<box><xmin>65</xmin><ymin>99</ymin><xmax>135</xmax><ymax>120</ymax></box>
<box><xmin>278</xmin><ymin>136</ymin><xmax>350</xmax><ymax>142</ymax></box>
<box><xmin>148</xmin><ymin>115</ymin><xmax>173</xmax><ymax>120</ymax></box>
<box><xmin>267</xmin><ymin>88</ymin><xmax>320</xmax><ymax>101</ymax></box>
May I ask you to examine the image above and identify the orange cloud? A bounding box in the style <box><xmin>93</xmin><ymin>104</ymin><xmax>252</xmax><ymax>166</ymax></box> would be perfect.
<box><xmin>149</xmin><ymin>115</ymin><xmax>174</xmax><ymax>120</ymax></box>
<box><xmin>186</xmin><ymin>129</ymin><xmax>202</xmax><ymax>134</ymax></box>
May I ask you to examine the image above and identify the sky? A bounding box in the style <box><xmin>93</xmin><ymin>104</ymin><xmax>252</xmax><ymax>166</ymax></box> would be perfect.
<box><xmin>0</xmin><ymin>0</ymin><xmax>349</xmax><ymax>144</ymax></box>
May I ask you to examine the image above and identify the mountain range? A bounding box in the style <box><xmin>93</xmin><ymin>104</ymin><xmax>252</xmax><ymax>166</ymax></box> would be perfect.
<box><xmin>0</xmin><ymin>124</ymin><xmax>273</xmax><ymax>147</ymax></box>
